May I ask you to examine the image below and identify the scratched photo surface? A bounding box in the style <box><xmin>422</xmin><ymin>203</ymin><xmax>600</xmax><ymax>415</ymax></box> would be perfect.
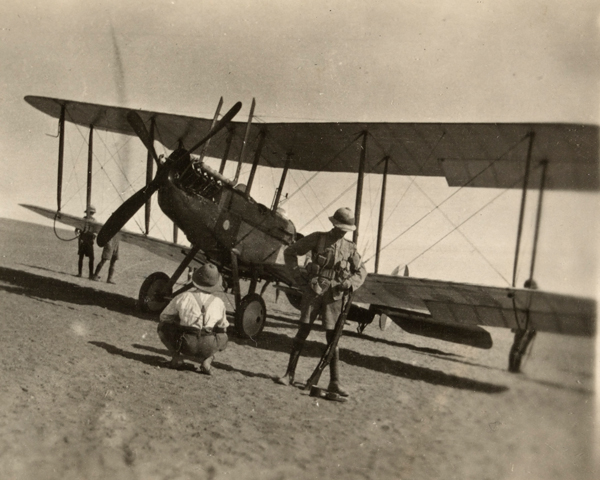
<box><xmin>0</xmin><ymin>1</ymin><xmax>597</xmax><ymax>479</ymax></box>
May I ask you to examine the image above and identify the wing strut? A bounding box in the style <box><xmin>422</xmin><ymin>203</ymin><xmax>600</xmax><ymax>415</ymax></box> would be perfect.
<box><xmin>508</xmin><ymin>137</ymin><xmax>548</xmax><ymax>374</ymax></box>
<box><xmin>197</xmin><ymin>97</ymin><xmax>223</xmax><ymax>164</ymax></box>
<box><xmin>353</xmin><ymin>131</ymin><xmax>368</xmax><ymax>244</ymax></box>
<box><xmin>374</xmin><ymin>155</ymin><xmax>390</xmax><ymax>273</ymax></box>
<box><xmin>234</xmin><ymin>98</ymin><xmax>255</xmax><ymax>184</ymax></box>
<box><xmin>526</xmin><ymin>159</ymin><xmax>548</xmax><ymax>287</ymax></box>
<box><xmin>56</xmin><ymin>104</ymin><xmax>66</xmax><ymax>212</ymax></box>
<box><xmin>144</xmin><ymin>118</ymin><xmax>155</xmax><ymax>235</ymax></box>
<box><xmin>511</xmin><ymin>132</ymin><xmax>535</xmax><ymax>287</ymax></box>
<box><xmin>246</xmin><ymin>128</ymin><xmax>267</xmax><ymax>197</ymax></box>
<box><xmin>272</xmin><ymin>152</ymin><xmax>292</xmax><ymax>211</ymax></box>
<box><xmin>86</xmin><ymin>125</ymin><xmax>94</xmax><ymax>215</ymax></box>
<box><xmin>173</xmin><ymin>223</ymin><xmax>179</xmax><ymax>244</ymax></box>
<box><xmin>219</xmin><ymin>127</ymin><xmax>235</xmax><ymax>174</ymax></box>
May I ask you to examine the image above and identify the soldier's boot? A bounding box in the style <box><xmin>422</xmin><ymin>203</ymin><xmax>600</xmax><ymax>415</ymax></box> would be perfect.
<box><xmin>92</xmin><ymin>260</ymin><xmax>104</xmax><ymax>281</ymax></box>
<box><xmin>199</xmin><ymin>355</ymin><xmax>214</xmax><ymax>375</ymax></box>
<box><xmin>106</xmin><ymin>263</ymin><xmax>116</xmax><ymax>284</ymax></box>
<box><xmin>77</xmin><ymin>256</ymin><xmax>84</xmax><ymax>277</ymax></box>
<box><xmin>327</xmin><ymin>347</ymin><xmax>349</xmax><ymax>397</ymax></box>
<box><xmin>89</xmin><ymin>258</ymin><xmax>96</xmax><ymax>280</ymax></box>
<box><xmin>275</xmin><ymin>339</ymin><xmax>304</xmax><ymax>386</ymax></box>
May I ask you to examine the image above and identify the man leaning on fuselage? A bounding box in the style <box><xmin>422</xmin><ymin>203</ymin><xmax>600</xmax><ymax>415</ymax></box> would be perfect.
<box><xmin>276</xmin><ymin>207</ymin><xmax>367</xmax><ymax>397</ymax></box>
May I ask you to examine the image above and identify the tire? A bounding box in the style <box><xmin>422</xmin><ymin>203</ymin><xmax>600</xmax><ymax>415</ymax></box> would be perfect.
<box><xmin>235</xmin><ymin>293</ymin><xmax>267</xmax><ymax>338</ymax></box>
<box><xmin>138</xmin><ymin>272</ymin><xmax>171</xmax><ymax>313</ymax></box>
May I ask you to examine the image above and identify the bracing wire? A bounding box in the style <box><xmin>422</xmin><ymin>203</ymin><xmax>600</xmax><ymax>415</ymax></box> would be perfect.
<box><xmin>288</xmin><ymin>171</ymin><xmax>329</xmax><ymax>231</ymax></box>
<box><xmin>408</xmin><ymin>179</ymin><xmax>512</xmax><ymax>285</ymax></box>
<box><xmin>364</xmin><ymin>133</ymin><xmax>533</xmax><ymax>278</ymax></box>
<box><xmin>404</xmin><ymin>187</ymin><xmax>512</xmax><ymax>278</ymax></box>
<box><xmin>298</xmin><ymin>181</ymin><xmax>357</xmax><ymax>231</ymax></box>
<box><xmin>283</xmin><ymin>132</ymin><xmax>364</xmax><ymax>203</ymax></box>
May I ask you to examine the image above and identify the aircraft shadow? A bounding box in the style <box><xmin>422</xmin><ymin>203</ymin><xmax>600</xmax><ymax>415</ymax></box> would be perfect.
<box><xmin>0</xmin><ymin>266</ymin><xmax>155</xmax><ymax>321</ymax></box>
<box><xmin>21</xmin><ymin>263</ymin><xmax>75</xmax><ymax>278</ymax></box>
<box><xmin>92</xmin><ymin>334</ymin><xmax>506</xmax><ymax>393</ymax></box>
<box><xmin>265</xmin><ymin>315</ymin><xmax>460</xmax><ymax>358</ymax></box>
<box><xmin>2</xmin><ymin>266</ymin><xmax>505</xmax><ymax>393</ymax></box>
<box><xmin>343</xmin><ymin>328</ymin><xmax>459</xmax><ymax>357</ymax></box>
<box><xmin>425</xmin><ymin>353</ymin><xmax>505</xmax><ymax>372</ymax></box>
<box><xmin>227</xmin><ymin>330</ymin><xmax>506</xmax><ymax>394</ymax></box>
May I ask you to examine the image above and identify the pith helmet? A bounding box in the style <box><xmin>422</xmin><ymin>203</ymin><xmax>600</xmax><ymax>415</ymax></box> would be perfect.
<box><xmin>85</xmin><ymin>205</ymin><xmax>96</xmax><ymax>215</ymax></box>
<box><xmin>329</xmin><ymin>207</ymin><xmax>356</xmax><ymax>232</ymax></box>
<box><xmin>192</xmin><ymin>263</ymin><xmax>223</xmax><ymax>292</ymax></box>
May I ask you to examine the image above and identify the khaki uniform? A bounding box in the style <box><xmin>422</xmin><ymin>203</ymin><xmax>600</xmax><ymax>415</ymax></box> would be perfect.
<box><xmin>285</xmin><ymin>230</ymin><xmax>367</xmax><ymax>329</ymax></box>
<box><xmin>101</xmin><ymin>235</ymin><xmax>120</xmax><ymax>261</ymax></box>
<box><xmin>93</xmin><ymin>234</ymin><xmax>120</xmax><ymax>282</ymax></box>
<box><xmin>76</xmin><ymin>219</ymin><xmax>95</xmax><ymax>278</ymax></box>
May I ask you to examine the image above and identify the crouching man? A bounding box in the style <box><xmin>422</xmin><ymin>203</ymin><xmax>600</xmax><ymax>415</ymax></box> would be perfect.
<box><xmin>157</xmin><ymin>263</ymin><xmax>229</xmax><ymax>375</ymax></box>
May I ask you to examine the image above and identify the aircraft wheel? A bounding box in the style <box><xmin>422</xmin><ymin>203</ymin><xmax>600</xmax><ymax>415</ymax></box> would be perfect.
<box><xmin>235</xmin><ymin>293</ymin><xmax>267</xmax><ymax>339</ymax></box>
<box><xmin>138</xmin><ymin>272</ymin><xmax>171</xmax><ymax>312</ymax></box>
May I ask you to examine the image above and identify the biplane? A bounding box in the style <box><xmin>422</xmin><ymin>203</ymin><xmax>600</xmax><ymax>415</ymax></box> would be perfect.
<box><xmin>22</xmin><ymin>95</ymin><xmax>598</xmax><ymax>373</ymax></box>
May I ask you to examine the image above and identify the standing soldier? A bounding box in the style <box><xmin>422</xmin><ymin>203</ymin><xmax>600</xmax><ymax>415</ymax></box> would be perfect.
<box><xmin>75</xmin><ymin>206</ymin><xmax>96</xmax><ymax>279</ymax></box>
<box><xmin>93</xmin><ymin>233</ymin><xmax>120</xmax><ymax>284</ymax></box>
<box><xmin>276</xmin><ymin>207</ymin><xmax>367</xmax><ymax>396</ymax></box>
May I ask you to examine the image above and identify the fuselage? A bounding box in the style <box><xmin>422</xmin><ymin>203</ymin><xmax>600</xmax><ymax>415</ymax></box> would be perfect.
<box><xmin>157</xmin><ymin>158</ymin><xmax>296</xmax><ymax>269</ymax></box>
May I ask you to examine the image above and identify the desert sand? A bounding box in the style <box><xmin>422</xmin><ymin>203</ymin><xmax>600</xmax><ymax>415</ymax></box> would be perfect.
<box><xmin>0</xmin><ymin>218</ymin><xmax>595</xmax><ymax>480</ymax></box>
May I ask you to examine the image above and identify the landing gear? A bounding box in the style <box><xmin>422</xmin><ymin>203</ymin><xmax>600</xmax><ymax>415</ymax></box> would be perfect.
<box><xmin>138</xmin><ymin>272</ymin><xmax>171</xmax><ymax>312</ymax></box>
<box><xmin>508</xmin><ymin>328</ymin><xmax>536</xmax><ymax>373</ymax></box>
<box><xmin>235</xmin><ymin>293</ymin><xmax>267</xmax><ymax>338</ymax></box>
<box><xmin>229</xmin><ymin>249</ymin><xmax>268</xmax><ymax>339</ymax></box>
<box><xmin>357</xmin><ymin>322</ymin><xmax>369</xmax><ymax>334</ymax></box>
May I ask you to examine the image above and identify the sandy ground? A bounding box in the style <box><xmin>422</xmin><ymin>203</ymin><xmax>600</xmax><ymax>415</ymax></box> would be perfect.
<box><xmin>0</xmin><ymin>218</ymin><xmax>596</xmax><ymax>480</ymax></box>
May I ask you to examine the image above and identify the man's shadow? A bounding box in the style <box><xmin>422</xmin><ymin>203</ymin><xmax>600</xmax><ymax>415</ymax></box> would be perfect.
<box><xmin>90</xmin><ymin>341</ymin><xmax>275</xmax><ymax>381</ymax></box>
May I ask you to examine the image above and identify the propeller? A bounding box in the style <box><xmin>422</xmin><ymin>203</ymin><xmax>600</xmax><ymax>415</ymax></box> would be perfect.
<box><xmin>97</xmin><ymin>101</ymin><xmax>242</xmax><ymax>247</ymax></box>
<box><xmin>126</xmin><ymin>111</ymin><xmax>160</xmax><ymax>163</ymax></box>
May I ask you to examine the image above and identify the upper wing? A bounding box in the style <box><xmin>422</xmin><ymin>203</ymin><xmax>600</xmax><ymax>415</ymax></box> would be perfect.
<box><xmin>26</xmin><ymin>96</ymin><xmax>599</xmax><ymax>190</ymax></box>
<box><xmin>355</xmin><ymin>273</ymin><xmax>596</xmax><ymax>337</ymax></box>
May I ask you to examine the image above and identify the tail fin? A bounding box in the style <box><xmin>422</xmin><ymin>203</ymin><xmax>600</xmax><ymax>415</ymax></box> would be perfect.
<box><xmin>390</xmin><ymin>265</ymin><xmax>409</xmax><ymax>277</ymax></box>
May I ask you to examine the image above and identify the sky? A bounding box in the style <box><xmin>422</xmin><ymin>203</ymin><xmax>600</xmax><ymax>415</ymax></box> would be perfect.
<box><xmin>0</xmin><ymin>0</ymin><xmax>599</xmax><ymax>297</ymax></box>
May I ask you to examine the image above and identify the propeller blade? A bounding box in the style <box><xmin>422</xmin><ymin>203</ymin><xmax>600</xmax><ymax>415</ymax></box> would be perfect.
<box><xmin>97</xmin><ymin>181</ymin><xmax>161</xmax><ymax>247</ymax></box>
<box><xmin>126</xmin><ymin>111</ymin><xmax>159</xmax><ymax>163</ymax></box>
<box><xmin>99</xmin><ymin>101</ymin><xmax>242</xmax><ymax>247</ymax></box>
<box><xmin>187</xmin><ymin>101</ymin><xmax>242</xmax><ymax>155</ymax></box>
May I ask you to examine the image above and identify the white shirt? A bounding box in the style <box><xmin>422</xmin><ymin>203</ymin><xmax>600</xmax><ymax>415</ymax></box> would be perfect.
<box><xmin>159</xmin><ymin>290</ymin><xmax>229</xmax><ymax>330</ymax></box>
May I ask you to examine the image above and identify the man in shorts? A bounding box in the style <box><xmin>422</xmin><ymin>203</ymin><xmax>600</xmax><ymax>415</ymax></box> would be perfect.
<box><xmin>76</xmin><ymin>206</ymin><xmax>96</xmax><ymax>279</ymax></box>
<box><xmin>276</xmin><ymin>207</ymin><xmax>367</xmax><ymax>396</ymax></box>
<box><xmin>93</xmin><ymin>233</ymin><xmax>120</xmax><ymax>284</ymax></box>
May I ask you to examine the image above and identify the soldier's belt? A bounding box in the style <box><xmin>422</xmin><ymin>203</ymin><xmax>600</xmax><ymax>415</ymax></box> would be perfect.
<box><xmin>317</xmin><ymin>269</ymin><xmax>337</xmax><ymax>280</ymax></box>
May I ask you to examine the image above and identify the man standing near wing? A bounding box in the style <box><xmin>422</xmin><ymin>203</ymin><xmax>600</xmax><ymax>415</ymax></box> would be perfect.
<box><xmin>93</xmin><ymin>233</ymin><xmax>120</xmax><ymax>284</ymax></box>
<box><xmin>276</xmin><ymin>207</ymin><xmax>367</xmax><ymax>396</ymax></box>
<box><xmin>75</xmin><ymin>206</ymin><xmax>96</xmax><ymax>279</ymax></box>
